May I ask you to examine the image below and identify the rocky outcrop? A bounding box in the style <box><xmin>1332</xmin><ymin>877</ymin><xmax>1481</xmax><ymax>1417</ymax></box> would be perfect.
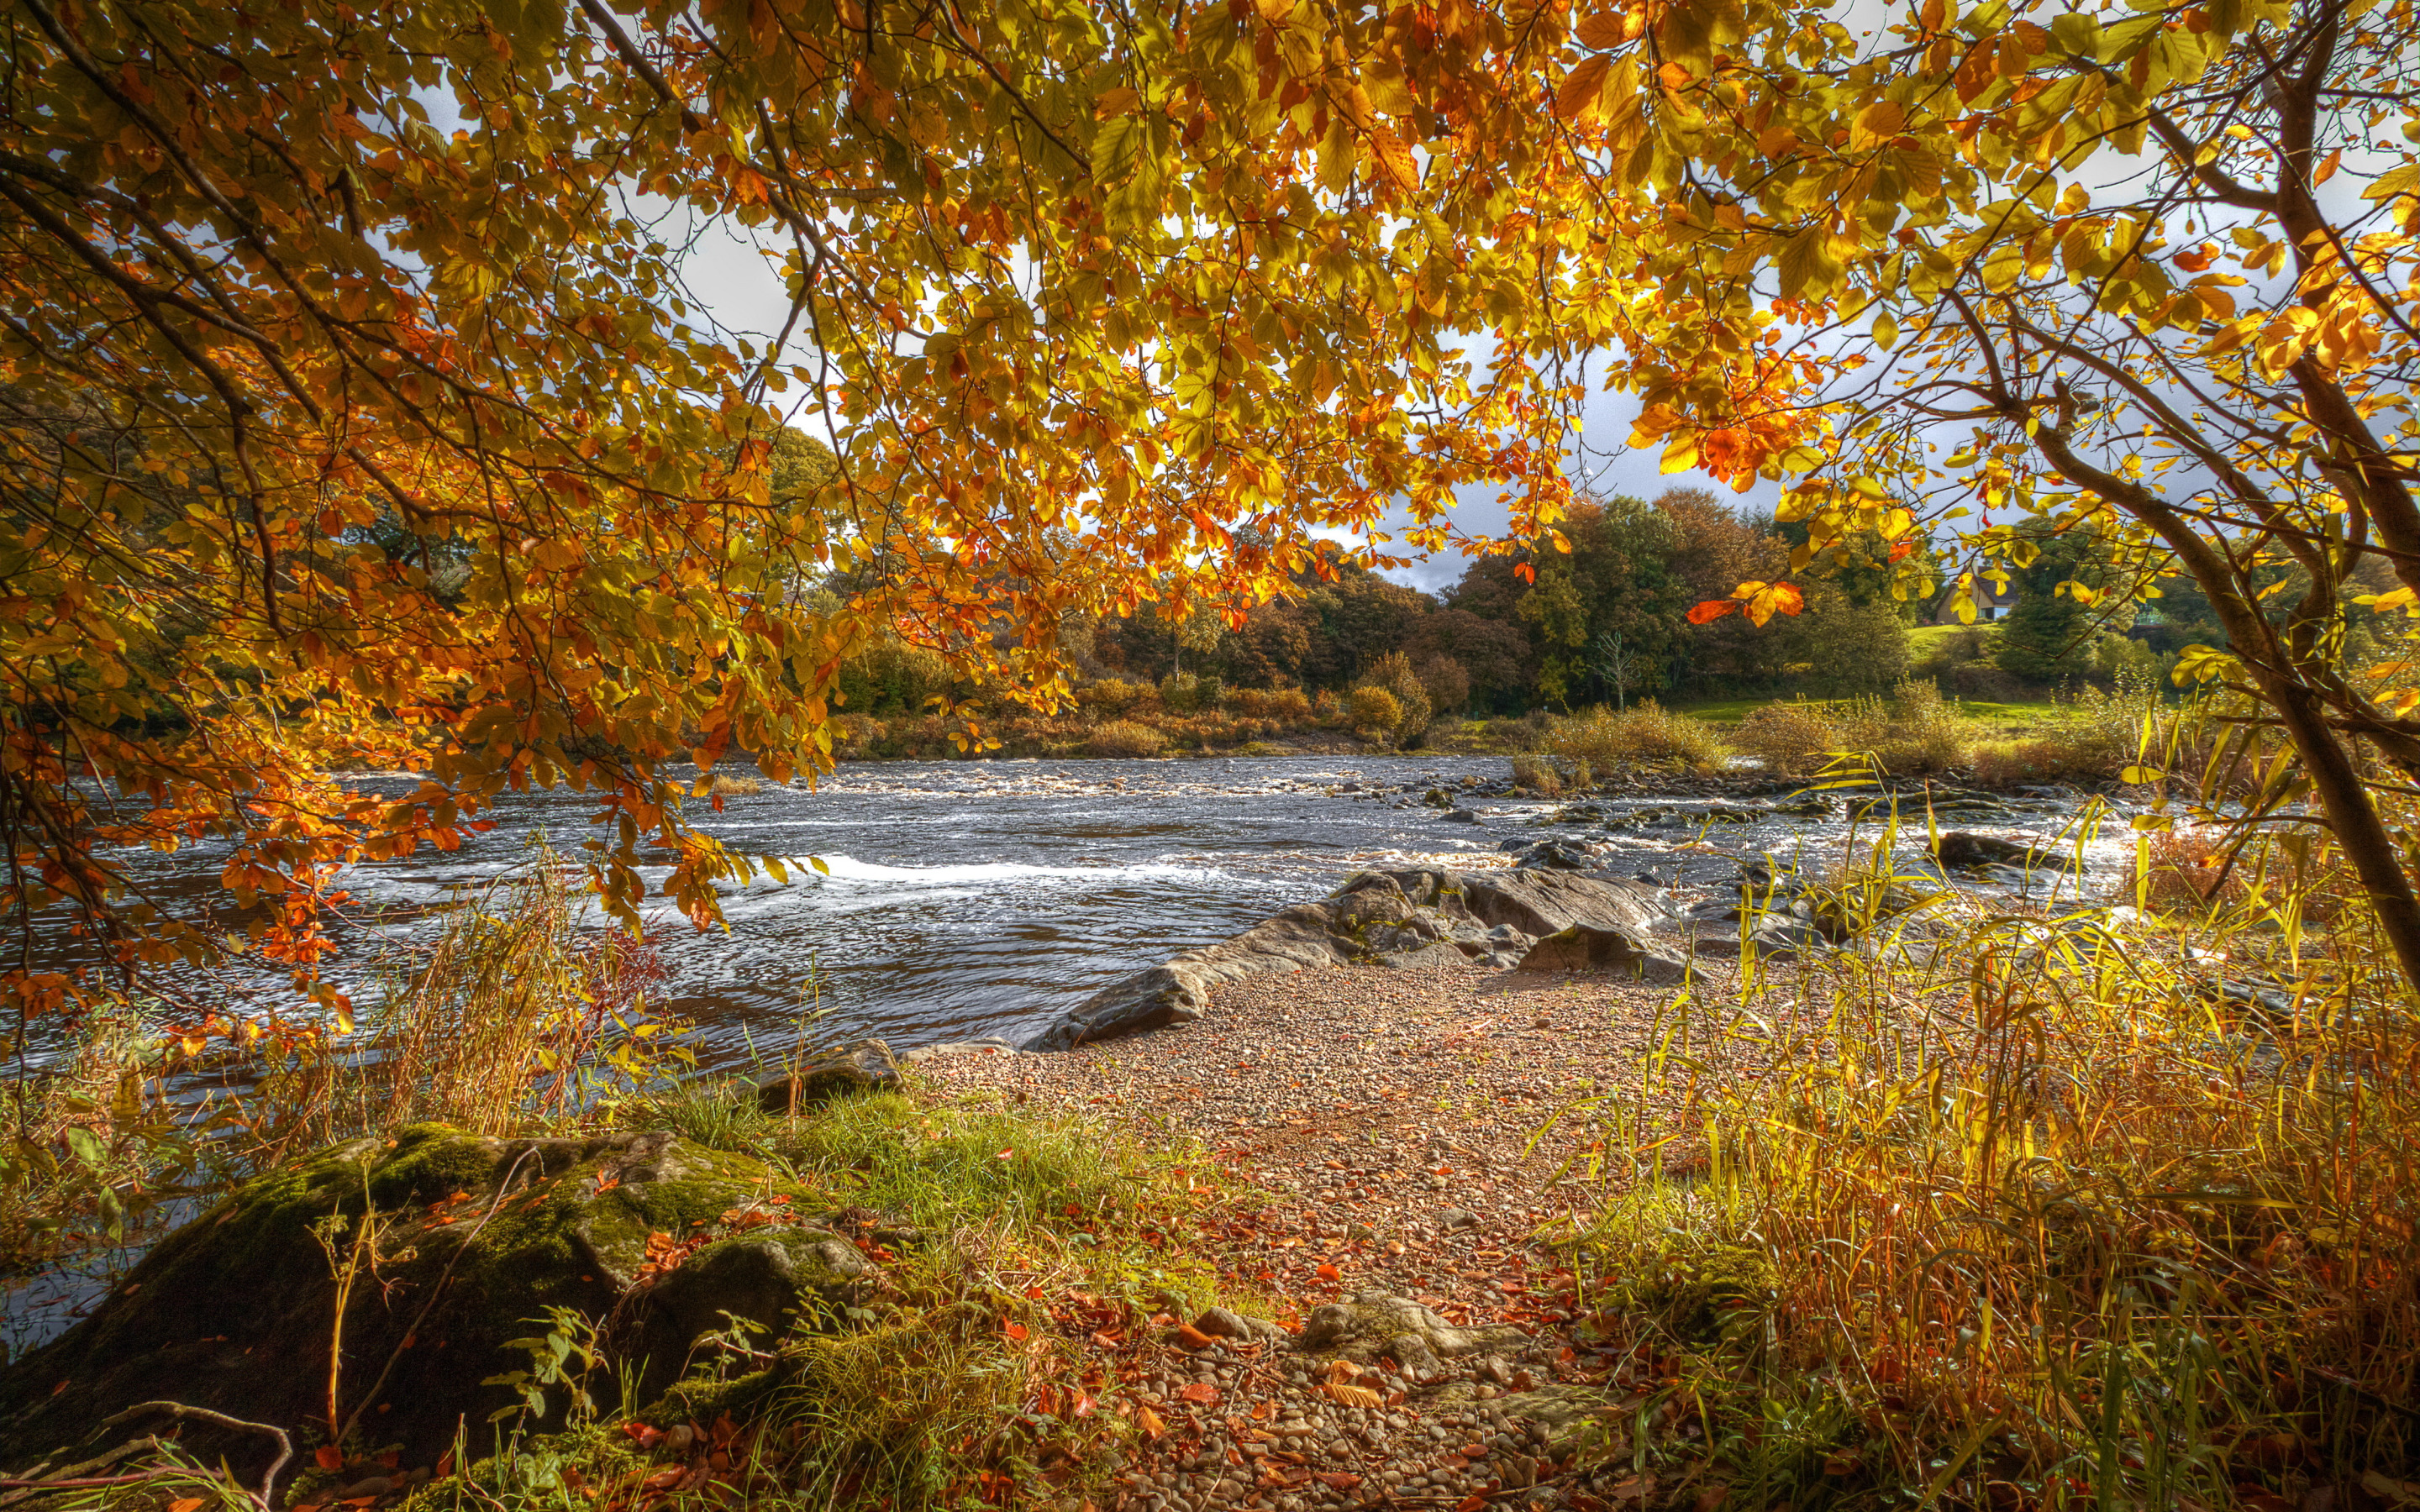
<box><xmin>1023</xmin><ymin>868</ymin><xmax>1686</xmax><ymax>1049</ymax></box>
<box><xmin>0</xmin><ymin>1125</ymin><xmax>889</xmax><ymax>1471</ymax></box>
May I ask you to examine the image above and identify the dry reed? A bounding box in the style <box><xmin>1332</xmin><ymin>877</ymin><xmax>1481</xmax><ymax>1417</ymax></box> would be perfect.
<box><xmin>1567</xmin><ymin>813</ymin><xmax>2418</xmax><ymax>1509</ymax></box>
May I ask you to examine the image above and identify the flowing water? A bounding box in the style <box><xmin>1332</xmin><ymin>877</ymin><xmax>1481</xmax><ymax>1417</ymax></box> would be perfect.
<box><xmin>96</xmin><ymin>753</ymin><xmax>2133</xmax><ymax>1063</ymax></box>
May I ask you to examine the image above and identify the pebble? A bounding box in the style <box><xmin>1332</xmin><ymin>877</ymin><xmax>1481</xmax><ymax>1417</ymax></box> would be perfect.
<box><xmin>919</xmin><ymin>958</ymin><xmax>1789</xmax><ymax>1509</ymax></box>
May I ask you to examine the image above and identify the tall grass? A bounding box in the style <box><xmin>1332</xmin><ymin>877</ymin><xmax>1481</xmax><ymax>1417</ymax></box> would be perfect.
<box><xmin>1566</xmin><ymin>813</ymin><xmax>2419</xmax><ymax>1509</ymax></box>
<box><xmin>0</xmin><ymin>850</ymin><xmax>681</xmax><ymax>1278</ymax></box>
<box><xmin>1544</xmin><ymin>700</ymin><xmax>1730</xmax><ymax>774</ymax></box>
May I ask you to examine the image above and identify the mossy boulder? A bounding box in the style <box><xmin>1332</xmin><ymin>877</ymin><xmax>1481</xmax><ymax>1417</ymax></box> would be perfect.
<box><xmin>0</xmin><ymin>1125</ymin><xmax>878</xmax><ymax>1472</ymax></box>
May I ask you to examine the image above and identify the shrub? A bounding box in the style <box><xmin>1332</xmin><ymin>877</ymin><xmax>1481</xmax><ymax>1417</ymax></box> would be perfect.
<box><xmin>1159</xmin><ymin>672</ymin><xmax>1220</xmax><ymax>712</ymax></box>
<box><xmin>707</xmin><ymin>773</ymin><xmax>764</xmax><ymax>796</ymax></box>
<box><xmin>1084</xmin><ymin>719</ymin><xmax>1170</xmax><ymax>758</ymax></box>
<box><xmin>1264</xmin><ymin>687</ymin><xmax>1312</xmax><ymax>722</ymax></box>
<box><xmin>1347</xmin><ymin>685</ymin><xmax>1403</xmax><ymax>737</ymax></box>
<box><xmin>1077</xmin><ymin>677</ymin><xmax>1152</xmax><ymax>715</ymax></box>
<box><xmin>1973</xmin><ymin>681</ymin><xmax>2162</xmax><ymax>787</ymax></box>
<box><xmin>1510</xmin><ymin>753</ymin><xmax>1562</xmax><ymax>795</ymax></box>
<box><xmin>1544</xmin><ymin>700</ymin><xmax>1729</xmax><ymax>773</ymax></box>
<box><xmin>1941</xmin><ymin>659</ymin><xmax>2030</xmax><ymax>701</ymax></box>
<box><xmin>1833</xmin><ymin>679</ymin><xmax>1972</xmax><ymax>775</ymax></box>
<box><xmin>1732</xmin><ymin>701</ymin><xmax>1839</xmax><ymax>775</ymax></box>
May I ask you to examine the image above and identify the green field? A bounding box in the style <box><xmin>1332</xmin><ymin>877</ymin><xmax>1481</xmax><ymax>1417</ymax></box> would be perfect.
<box><xmin>1665</xmin><ymin>690</ymin><xmax>2067</xmax><ymax>737</ymax></box>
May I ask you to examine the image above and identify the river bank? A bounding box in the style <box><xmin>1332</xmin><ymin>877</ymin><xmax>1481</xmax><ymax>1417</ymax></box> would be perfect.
<box><xmin>4</xmin><ymin>843</ymin><xmax>2411</xmax><ymax>1512</ymax></box>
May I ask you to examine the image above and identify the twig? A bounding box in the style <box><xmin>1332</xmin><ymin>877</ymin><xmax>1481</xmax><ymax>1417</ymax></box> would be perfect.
<box><xmin>100</xmin><ymin>1403</ymin><xmax>292</xmax><ymax>1510</ymax></box>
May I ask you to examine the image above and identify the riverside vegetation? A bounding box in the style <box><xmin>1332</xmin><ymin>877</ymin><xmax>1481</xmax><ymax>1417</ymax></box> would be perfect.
<box><xmin>4</xmin><ymin>756</ymin><xmax>2415</xmax><ymax>1510</ymax></box>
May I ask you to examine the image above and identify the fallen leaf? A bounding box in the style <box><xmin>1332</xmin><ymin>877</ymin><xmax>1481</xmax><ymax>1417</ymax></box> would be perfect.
<box><xmin>1004</xmin><ymin>1321</ymin><xmax>1028</xmax><ymax>1341</ymax></box>
<box><xmin>1317</xmin><ymin>1473</ymin><xmax>1362</xmax><ymax>1490</ymax></box>
<box><xmin>1138</xmin><ymin>1405</ymin><xmax>1167</xmax><ymax>1438</ymax></box>
<box><xmin>170</xmin><ymin>1499</ymin><xmax>205</xmax><ymax>1512</ymax></box>
<box><xmin>315</xmin><ymin>1446</ymin><xmax>345</xmax><ymax>1472</ymax></box>
<box><xmin>1315</xmin><ymin>1263</ymin><xmax>1341</xmax><ymax>1282</ymax></box>
<box><xmin>1180</xmin><ymin>1382</ymin><xmax>1220</xmax><ymax>1404</ymax></box>
<box><xmin>1175</xmin><ymin>1322</ymin><xmax>1215</xmax><ymax>1350</ymax></box>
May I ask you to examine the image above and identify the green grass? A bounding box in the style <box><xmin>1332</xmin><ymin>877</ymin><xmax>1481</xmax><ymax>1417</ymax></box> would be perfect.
<box><xmin>1670</xmin><ymin>691</ymin><xmax>2064</xmax><ymax>736</ymax></box>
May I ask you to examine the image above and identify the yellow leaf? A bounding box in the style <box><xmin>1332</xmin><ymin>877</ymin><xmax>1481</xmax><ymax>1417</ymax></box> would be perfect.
<box><xmin>1574</xmin><ymin>9</ymin><xmax>1629</xmax><ymax>46</ymax></box>
<box><xmin>1659</xmin><ymin>432</ymin><xmax>1700</xmax><ymax>472</ymax></box>
<box><xmin>1093</xmin><ymin>87</ymin><xmax>1139</xmax><ymax>120</ymax></box>
<box><xmin>1556</xmin><ymin>54</ymin><xmax>1612</xmax><ymax>120</ymax></box>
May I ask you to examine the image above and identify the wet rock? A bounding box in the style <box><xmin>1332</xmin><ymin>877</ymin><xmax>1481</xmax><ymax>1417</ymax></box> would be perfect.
<box><xmin>1509</xmin><ymin>838</ymin><xmax>1611</xmax><ymax>871</ymax></box>
<box><xmin>1441</xmin><ymin>808</ymin><xmax>1481</xmax><ymax>823</ymax></box>
<box><xmin>756</xmin><ymin>1038</ymin><xmax>902</xmax><ymax>1111</ymax></box>
<box><xmin>0</xmin><ymin>1125</ymin><xmax>872</xmax><ymax>1469</ymax></box>
<box><xmin>1934</xmin><ymin>830</ymin><xmax>2074</xmax><ymax>871</ymax></box>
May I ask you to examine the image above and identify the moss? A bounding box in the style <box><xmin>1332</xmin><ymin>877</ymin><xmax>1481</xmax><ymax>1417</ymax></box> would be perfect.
<box><xmin>367</xmin><ymin>1124</ymin><xmax>502</xmax><ymax>1206</ymax></box>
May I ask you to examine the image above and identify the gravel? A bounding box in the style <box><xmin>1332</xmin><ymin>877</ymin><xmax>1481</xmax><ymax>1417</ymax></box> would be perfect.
<box><xmin>921</xmin><ymin>958</ymin><xmax>1770</xmax><ymax>1510</ymax></box>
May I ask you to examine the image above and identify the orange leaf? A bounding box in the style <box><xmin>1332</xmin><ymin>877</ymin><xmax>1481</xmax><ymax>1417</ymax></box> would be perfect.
<box><xmin>1004</xmin><ymin>1321</ymin><xmax>1029</xmax><ymax>1341</ymax></box>
<box><xmin>1315</xmin><ymin>1263</ymin><xmax>1340</xmax><ymax>1281</ymax></box>
<box><xmin>1744</xmin><ymin>581</ymin><xmax>1805</xmax><ymax>627</ymax></box>
<box><xmin>1138</xmin><ymin>1405</ymin><xmax>1168</xmax><ymax>1438</ymax></box>
<box><xmin>1686</xmin><ymin>599</ymin><xmax>1738</xmax><ymax>625</ymax></box>
<box><xmin>170</xmin><ymin>1499</ymin><xmax>206</xmax><ymax>1512</ymax></box>
<box><xmin>315</xmin><ymin>1446</ymin><xmax>345</xmax><ymax>1472</ymax></box>
<box><xmin>1180</xmin><ymin>1382</ymin><xmax>1221</xmax><ymax>1404</ymax></box>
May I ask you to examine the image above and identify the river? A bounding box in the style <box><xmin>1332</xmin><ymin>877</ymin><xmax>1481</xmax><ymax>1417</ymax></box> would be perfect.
<box><xmin>109</xmin><ymin>753</ymin><xmax>2131</xmax><ymax>1062</ymax></box>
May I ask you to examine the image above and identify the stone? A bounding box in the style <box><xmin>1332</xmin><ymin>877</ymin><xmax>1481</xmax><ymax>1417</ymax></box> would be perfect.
<box><xmin>1023</xmin><ymin>867</ymin><xmax>1678</xmax><ymax>1048</ymax></box>
<box><xmin>0</xmin><ymin>1124</ymin><xmax>877</xmax><ymax>1469</ymax></box>
<box><xmin>1292</xmin><ymin>1292</ymin><xmax>1524</xmax><ymax>1365</ymax></box>
<box><xmin>756</xmin><ymin>1037</ymin><xmax>902</xmax><ymax>1111</ymax></box>
<box><xmin>1933</xmin><ymin>830</ymin><xmax>2074</xmax><ymax>872</ymax></box>
<box><xmin>1441</xmin><ymin>808</ymin><xmax>1481</xmax><ymax>823</ymax></box>
<box><xmin>1512</xmin><ymin>925</ymin><xmax>1688</xmax><ymax>983</ymax></box>
<box><xmin>1192</xmin><ymin>1307</ymin><xmax>1287</xmax><ymax>1345</ymax></box>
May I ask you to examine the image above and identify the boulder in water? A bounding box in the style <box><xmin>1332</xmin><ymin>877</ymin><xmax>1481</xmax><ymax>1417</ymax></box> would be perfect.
<box><xmin>1934</xmin><ymin>830</ymin><xmax>2074</xmax><ymax>871</ymax></box>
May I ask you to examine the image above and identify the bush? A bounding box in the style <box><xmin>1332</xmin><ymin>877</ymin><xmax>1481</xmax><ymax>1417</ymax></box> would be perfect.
<box><xmin>1972</xmin><ymin>680</ymin><xmax>2163</xmax><ymax>787</ymax></box>
<box><xmin>706</xmin><ymin>773</ymin><xmax>764</xmax><ymax>795</ymax></box>
<box><xmin>1941</xmin><ymin>659</ymin><xmax>2030</xmax><ymax>701</ymax></box>
<box><xmin>1510</xmin><ymin>753</ymin><xmax>1562</xmax><ymax>795</ymax></box>
<box><xmin>1077</xmin><ymin>677</ymin><xmax>1153</xmax><ymax>715</ymax></box>
<box><xmin>1084</xmin><ymin>719</ymin><xmax>1171</xmax><ymax>758</ymax></box>
<box><xmin>1159</xmin><ymin>672</ymin><xmax>1221</xmax><ymax>712</ymax></box>
<box><xmin>1265</xmin><ymin>687</ymin><xmax>1312</xmax><ymax>721</ymax></box>
<box><xmin>1833</xmin><ymin>679</ymin><xmax>1971</xmax><ymax>775</ymax></box>
<box><xmin>1347</xmin><ymin>685</ymin><xmax>1403</xmax><ymax>737</ymax></box>
<box><xmin>1544</xmin><ymin>700</ymin><xmax>1729</xmax><ymax>773</ymax></box>
<box><xmin>1732</xmin><ymin>701</ymin><xmax>1838</xmax><ymax>775</ymax></box>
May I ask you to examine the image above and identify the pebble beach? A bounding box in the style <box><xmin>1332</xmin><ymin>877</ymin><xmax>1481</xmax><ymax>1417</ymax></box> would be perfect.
<box><xmin>920</xmin><ymin>959</ymin><xmax>1774</xmax><ymax>1512</ymax></box>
